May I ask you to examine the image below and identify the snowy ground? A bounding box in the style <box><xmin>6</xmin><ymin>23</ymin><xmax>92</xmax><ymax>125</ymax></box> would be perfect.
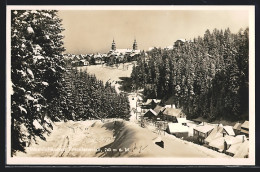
<box><xmin>16</xmin><ymin>120</ymin><xmax>229</xmax><ymax>158</ymax></box>
<box><xmin>15</xmin><ymin>63</ymin><xmax>229</xmax><ymax>158</ymax></box>
<box><xmin>78</xmin><ymin>63</ymin><xmax>134</xmax><ymax>94</ymax></box>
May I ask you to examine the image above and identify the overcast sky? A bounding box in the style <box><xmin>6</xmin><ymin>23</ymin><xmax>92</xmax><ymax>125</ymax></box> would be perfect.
<box><xmin>58</xmin><ymin>10</ymin><xmax>249</xmax><ymax>54</ymax></box>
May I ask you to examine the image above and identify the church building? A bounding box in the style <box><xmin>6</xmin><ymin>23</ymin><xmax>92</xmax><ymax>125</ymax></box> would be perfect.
<box><xmin>106</xmin><ymin>39</ymin><xmax>141</xmax><ymax>63</ymax></box>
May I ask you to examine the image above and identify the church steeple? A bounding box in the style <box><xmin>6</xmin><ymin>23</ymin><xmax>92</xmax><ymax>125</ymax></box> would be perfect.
<box><xmin>133</xmin><ymin>39</ymin><xmax>138</xmax><ymax>50</ymax></box>
<box><xmin>111</xmin><ymin>38</ymin><xmax>116</xmax><ymax>51</ymax></box>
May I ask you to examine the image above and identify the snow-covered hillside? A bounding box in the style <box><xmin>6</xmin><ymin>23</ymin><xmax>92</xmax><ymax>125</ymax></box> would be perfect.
<box><xmin>15</xmin><ymin>120</ymin><xmax>229</xmax><ymax>158</ymax></box>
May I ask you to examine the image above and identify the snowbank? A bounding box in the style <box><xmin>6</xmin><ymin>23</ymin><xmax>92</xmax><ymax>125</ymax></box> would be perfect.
<box><xmin>97</xmin><ymin>121</ymin><xmax>229</xmax><ymax>158</ymax></box>
<box><xmin>15</xmin><ymin>120</ymin><xmax>230</xmax><ymax>158</ymax></box>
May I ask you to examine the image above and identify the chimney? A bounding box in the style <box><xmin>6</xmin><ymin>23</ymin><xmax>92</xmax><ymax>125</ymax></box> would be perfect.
<box><xmin>242</xmin><ymin>136</ymin><xmax>245</xmax><ymax>143</ymax></box>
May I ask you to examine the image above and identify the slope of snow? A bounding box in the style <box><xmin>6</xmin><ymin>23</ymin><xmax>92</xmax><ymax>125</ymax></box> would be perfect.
<box><xmin>15</xmin><ymin>120</ymin><xmax>229</xmax><ymax>158</ymax></box>
<box><xmin>78</xmin><ymin>63</ymin><xmax>133</xmax><ymax>94</ymax></box>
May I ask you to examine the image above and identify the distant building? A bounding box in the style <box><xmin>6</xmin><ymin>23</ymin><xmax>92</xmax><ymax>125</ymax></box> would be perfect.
<box><xmin>174</xmin><ymin>39</ymin><xmax>186</xmax><ymax>47</ymax></box>
<box><xmin>94</xmin><ymin>54</ymin><xmax>103</xmax><ymax>64</ymax></box>
<box><xmin>107</xmin><ymin>39</ymin><xmax>141</xmax><ymax>62</ymax></box>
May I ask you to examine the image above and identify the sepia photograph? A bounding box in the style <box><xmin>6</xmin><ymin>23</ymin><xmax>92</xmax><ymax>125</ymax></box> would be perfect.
<box><xmin>6</xmin><ymin>5</ymin><xmax>255</xmax><ymax>165</ymax></box>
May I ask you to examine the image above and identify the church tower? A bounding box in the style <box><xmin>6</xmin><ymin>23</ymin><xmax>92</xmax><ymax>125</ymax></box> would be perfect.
<box><xmin>111</xmin><ymin>39</ymin><xmax>116</xmax><ymax>51</ymax></box>
<box><xmin>133</xmin><ymin>39</ymin><xmax>138</xmax><ymax>50</ymax></box>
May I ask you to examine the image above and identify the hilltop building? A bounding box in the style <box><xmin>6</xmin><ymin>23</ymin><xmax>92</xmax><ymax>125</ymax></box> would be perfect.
<box><xmin>106</xmin><ymin>39</ymin><xmax>141</xmax><ymax>63</ymax></box>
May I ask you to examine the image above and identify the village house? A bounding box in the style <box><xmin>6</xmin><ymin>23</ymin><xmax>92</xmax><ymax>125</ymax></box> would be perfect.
<box><xmin>204</xmin><ymin>124</ymin><xmax>223</xmax><ymax>145</ymax></box>
<box><xmin>162</xmin><ymin>107</ymin><xmax>186</xmax><ymax>123</ymax></box>
<box><xmin>240</xmin><ymin>121</ymin><xmax>249</xmax><ymax>137</ymax></box>
<box><xmin>193</xmin><ymin>123</ymin><xmax>215</xmax><ymax>144</ymax></box>
<box><xmin>186</xmin><ymin>120</ymin><xmax>198</xmax><ymax>137</ymax></box>
<box><xmin>177</xmin><ymin>118</ymin><xmax>187</xmax><ymax>126</ymax></box>
<box><xmin>166</xmin><ymin>123</ymin><xmax>189</xmax><ymax>138</ymax></box>
<box><xmin>226</xmin><ymin>137</ymin><xmax>249</xmax><ymax>158</ymax></box>
<box><xmin>78</xmin><ymin>59</ymin><xmax>89</xmax><ymax>66</ymax></box>
<box><xmin>204</xmin><ymin>124</ymin><xmax>238</xmax><ymax>152</ymax></box>
<box><xmin>143</xmin><ymin>109</ymin><xmax>159</xmax><ymax>121</ymax></box>
<box><xmin>174</xmin><ymin>39</ymin><xmax>186</xmax><ymax>47</ymax></box>
<box><xmin>94</xmin><ymin>54</ymin><xmax>103</xmax><ymax>64</ymax></box>
<box><xmin>207</xmin><ymin>134</ymin><xmax>246</xmax><ymax>153</ymax></box>
<box><xmin>233</xmin><ymin>122</ymin><xmax>242</xmax><ymax>135</ymax></box>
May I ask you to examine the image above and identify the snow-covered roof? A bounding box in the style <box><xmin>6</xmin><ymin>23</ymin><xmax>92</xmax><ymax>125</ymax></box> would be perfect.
<box><xmin>177</xmin><ymin>118</ymin><xmax>187</xmax><ymax>124</ymax></box>
<box><xmin>176</xmin><ymin>39</ymin><xmax>186</xmax><ymax>42</ymax></box>
<box><xmin>209</xmin><ymin>137</ymin><xmax>225</xmax><ymax>150</ymax></box>
<box><xmin>224</xmin><ymin>135</ymin><xmax>243</xmax><ymax>145</ymax></box>
<box><xmin>167</xmin><ymin>123</ymin><xmax>189</xmax><ymax>133</ymax></box>
<box><xmin>163</xmin><ymin>108</ymin><xmax>182</xmax><ymax>117</ymax></box>
<box><xmin>205</xmin><ymin>124</ymin><xmax>228</xmax><ymax>143</ymax></box>
<box><xmin>153</xmin><ymin>105</ymin><xmax>165</xmax><ymax>114</ymax></box>
<box><xmin>226</xmin><ymin>142</ymin><xmax>242</xmax><ymax>155</ymax></box>
<box><xmin>241</xmin><ymin>121</ymin><xmax>249</xmax><ymax>129</ymax></box>
<box><xmin>94</xmin><ymin>54</ymin><xmax>102</xmax><ymax>58</ymax></box>
<box><xmin>226</xmin><ymin>138</ymin><xmax>249</xmax><ymax>158</ymax></box>
<box><xmin>205</xmin><ymin>130</ymin><xmax>223</xmax><ymax>144</ymax></box>
<box><xmin>114</xmin><ymin>49</ymin><xmax>132</xmax><ymax>54</ymax></box>
<box><xmin>233</xmin><ymin>122</ymin><xmax>242</xmax><ymax>130</ymax></box>
<box><xmin>142</xmin><ymin>99</ymin><xmax>161</xmax><ymax>106</ymax></box>
<box><xmin>233</xmin><ymin>139</ymin><xmax>249</xmax><ymax>158</ymax></box>
<box><xmin>194</xmin><ymin>124</ymin><xmax>215</xmax><ymax>134</ymax></box>
<box><xmin>144</xmin><ymin>109</ymin><xmax>157</xmax><ymax>116</ymax></box>
<box><xmin>223</xmin><ymin>126</ymin><xmax>235</xmax><ymax>136</ymax></box>
<box><xmin>154</xmin><ymin>99</ymin><xmax>161</xmax><ymax>103</ymax></box>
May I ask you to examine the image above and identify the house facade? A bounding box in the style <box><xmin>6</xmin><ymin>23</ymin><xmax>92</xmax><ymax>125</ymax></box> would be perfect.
<box><xmin>162</xmin><ymin>108</ymin><xmax>186</xmax><ymax>123</ymax></box>
<box><xmin>174</xmin><ymin>39</ymin><xmax>186</xmax><ymax>47</ymax></box>
<box><xmin>193</xmin><ymin>123</ymin><xmax>215</xmax><ymax>144</ymax></box>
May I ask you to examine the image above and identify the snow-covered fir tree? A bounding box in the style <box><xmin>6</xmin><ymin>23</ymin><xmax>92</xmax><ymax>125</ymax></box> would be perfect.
<box><xmin>11</xmin><ymin>10</ymin><xmax>65</xmax><ymax>155</ymax></box>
